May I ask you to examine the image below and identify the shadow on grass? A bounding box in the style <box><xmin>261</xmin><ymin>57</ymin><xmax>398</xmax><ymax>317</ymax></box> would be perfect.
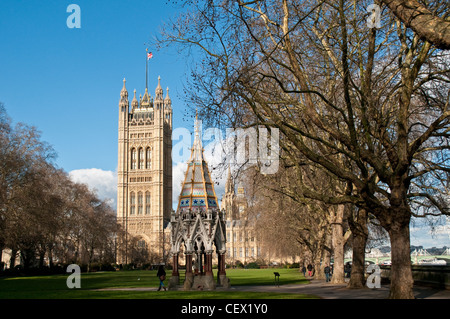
<box><xmin>0</xmin><ymin>268</ymin><xmax>315</xmax><ymax>299</ymax></box>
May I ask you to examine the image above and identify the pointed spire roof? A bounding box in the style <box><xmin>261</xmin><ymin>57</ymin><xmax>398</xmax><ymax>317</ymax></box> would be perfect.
<box><xmin>155</xmin><ymin>75</ymin><xmax>163</xmax><ymax>100</ymax></box>
<box><xmin>131</xmin><ymin>89</ymin><xmax>138</xmax><ymax>108</ymax></box>
<box><xmin>192</xmin><ymin>110</ymin><xmax>203</xmax><ymax>162</ymax></box>
<box><xmin>176</xmin><ymin>111</ymin><xmax>219</xmax><ymax>212</ymax></box>
<box><xmin>141</xmin><ymin>87</ymin><xmax>151</xmax><ymax>107</ymax></box>
<box><xmin>120</xmin><ymin>78</ymin><xmax>128</xmax><ymax>100</ymax></box>
<box><xmin>164</xmin><ymin>87</ymin><xmax>171</xmax><ymax>105</ymax></box>
<box><xmin>225</xmin><ymin>167</ymin><xmax>235</xmax><ymax>195</ymax></box>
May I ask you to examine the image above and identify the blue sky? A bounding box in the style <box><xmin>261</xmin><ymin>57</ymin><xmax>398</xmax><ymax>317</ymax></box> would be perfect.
<box><xmin>0</xmin><ymin>0</ymin><xmax>193</xmax><ymax>172</ymax></box>
<box><xmin>0</xmin><ymin>0</ymin><xmax>448</xmax><ymax>248</ymax></box>
<box><xmin>0</xmin><ymin>0</ymin><xmax>232</xmax><ymax>218</ymax></box>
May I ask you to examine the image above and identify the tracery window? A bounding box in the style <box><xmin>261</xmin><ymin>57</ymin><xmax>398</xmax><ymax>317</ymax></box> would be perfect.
<box><xmin>138</xmin><ymin>192</ymin><xmax>143</xmax><ymax>215</ymax></box>
<box><xmin>130</xmin><ymin>192</ymin><xmax>136</xmax><ymax>215</ymax></box>
<box><xmin>145</xmin><ymin>192</ymin><xmax>151</xmax><ymax>215</ymax></box>
<box><xmin>131</xmin><ymin>148</ymin><xmax>137</xmax><ymax>170</ymax></box>
<box><xmin>138</xmin><ymin>148</ymin><xmax>144</xmax><ymax>169</ymax></box>
<box><xmin>146</xmin><ymin>147</ymin><xmax>152</xmax><ymax>169</ymax></box>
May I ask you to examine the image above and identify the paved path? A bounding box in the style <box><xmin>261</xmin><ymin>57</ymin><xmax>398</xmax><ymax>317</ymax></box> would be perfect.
<box><xmin>97</xmin><ymin>279</ymin><xmax>450</xmax><ymax>299</ymax></box>
<box><xmin>232</xmin><ymin>278</ymin><xmax>450</xmax><ymax>299</ymax></box>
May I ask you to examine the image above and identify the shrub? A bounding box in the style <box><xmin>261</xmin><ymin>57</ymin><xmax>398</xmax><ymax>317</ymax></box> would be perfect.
<box><xmin>246</xmin><ymin>262</ymin><xmax>260</xmax><ymax>269</ymax></box>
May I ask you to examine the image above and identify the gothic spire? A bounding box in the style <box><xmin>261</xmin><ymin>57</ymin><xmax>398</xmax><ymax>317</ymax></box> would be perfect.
<box><xmin>164</xmin><ymin>87</ymin><xmax>172</xmax><ymax>106</ymax></box>
<box><xmin>120</xmin><ymin>78</ymin><xmax>128</xmax><ymax>100</ymax></box>
<box><xmin>155</xmin><ymin>75</ymin><xmax>163</xmax><ymax>100</ymax></box>
<box><xmin>176</xmin><ymin>110</ymin><xmax>219</xmax><ymax>212</ymax></box>
<box><xmin>119</xmin><ymin>78</ymin><xmax>129</xmax><ymax>109</ymax></box>
<box><xmin>131</xmin><ymin>89</ymin><xmax>138</xmax><ymax>108</ymax></box>
<box><xmin>192</xmin><ymin>110</ymin><xmax>203</xmax><ymax>163</ymax></box>
<box><xmin>225</xmin><ymin>167</ymin><xmax>234</xmax><ymax>194</ymax></box>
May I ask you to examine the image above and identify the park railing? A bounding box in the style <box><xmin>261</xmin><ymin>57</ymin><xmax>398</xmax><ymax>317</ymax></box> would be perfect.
<box><xmin>380</xmin><ymin>265</ymin><xmax>450</xmax><ymax>289</ymax></box>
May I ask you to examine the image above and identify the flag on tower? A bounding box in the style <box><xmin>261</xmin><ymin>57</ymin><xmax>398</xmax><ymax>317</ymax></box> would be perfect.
<box><xmin>147</xmin><ymin>51</ymin><xmax>153</xmax><ymax>60</ymax></box>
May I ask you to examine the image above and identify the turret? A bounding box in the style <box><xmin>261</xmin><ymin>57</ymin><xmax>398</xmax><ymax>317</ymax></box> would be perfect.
<box><xmin>154</xmin><ymin>76</ymin><xmax>164</xmax><ymax>126</ymax></box>
<box><xmin>131</xmin><ymin>89</ymin><xmax>139</xmax><ymax>109</ymax></box>
<box><xmin>119</xmin><ymin>78</ymin><xmax>129</xmax><ymax>126</ymax></box>
<box><xmin>164</xmin><ymin>87</ymin><xmax>172</xmax><ymax>126</ymax></box>
<box><xmin>119</xmin><ymin>78</ymin><xmax>129</xmax><ymax>109</ymax></box>
<box><xmin>164</xmin><ymin>87</ymin><xmax>172</xmax><ymax>107</ymax></box>
<box><xmin>155</xmin><ymin>75</ymin><xmax>164</xmax><ymax>102</ymax></box>
<box><xmin>225</xmin><ymin>167</ymin><xmax>234</xmax><ymax>195</ymax></box>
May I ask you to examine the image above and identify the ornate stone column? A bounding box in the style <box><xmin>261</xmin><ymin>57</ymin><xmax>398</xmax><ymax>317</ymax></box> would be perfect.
<box><xmin>218</xmin><ymin>251</ymin><xmax>226</xmax><ymax>276</ymax></box>
<box><xmin>217</xmin><ymin>250</ymin><xmax>230</xmax><ymax>289</ymax></box>
<box><xmin>199</xmin><ymin>250</ymin><xmax>215</xmax><ymax>290</ymax></box>
<box><xmin>172</xmin><ymin>253</ymin><xmax>179</xmax><ymax>277</ymax></box>
<box><xmin>168</xmin><ymin>252</ymin><xmax>180</xmax><ymax>290</ymax></box>
<box><xmin>184</xmin><ymin>251</ymin><xmax>194</xmax><ymax>290</ymax></box>
<box><xmin>205</xmin><ymin>251</ymin><xmax>213</xmax><ymax>276</ymax></box>
<box><xmin>185</xmin><ymin>252</ymin><xmax>193</xmax><ymax>276</ymax></box>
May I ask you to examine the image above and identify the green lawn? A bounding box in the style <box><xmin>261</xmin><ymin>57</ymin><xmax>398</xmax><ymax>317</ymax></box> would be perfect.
<box><xmin>0</xmin><ymin>268</ymin><xmax>317</xmax><ymax>299</ymax></box>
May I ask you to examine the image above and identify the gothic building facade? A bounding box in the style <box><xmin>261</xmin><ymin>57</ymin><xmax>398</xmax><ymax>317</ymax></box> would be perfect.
<box><xmin>221</xmin><ymin>170</ymin><xmax>261</xmax><ymax>266</ymax></box>
<box><xmin>116</xmin><ymin>77</ymin><xmax>172</xmax><ymax>264</ymax></box>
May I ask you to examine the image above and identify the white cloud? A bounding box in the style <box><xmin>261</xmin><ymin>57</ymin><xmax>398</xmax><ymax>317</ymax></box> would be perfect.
<box><xmin>67</xmin><ymin>160</ymin><xmax>229</xmax><ymax>214</ymax></box>
<box><xmin>172</xmin><ymin>161</ymin><xmax>187</xmax><ymax>210</ymax></box>
<box><xmin>69</xmin><ymin>168</ymin><xmax>117</xmax><ymax>209</ymax></box>
<box><xmin>410</xmin><ymin>217</ymin><xmax>450</xmax><ymax>247</ymax></box>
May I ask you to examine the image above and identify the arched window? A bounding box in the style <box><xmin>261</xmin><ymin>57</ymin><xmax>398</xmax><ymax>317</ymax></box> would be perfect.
<box><xmin>137</xmin><ymin>192</ymin><xmax>143</xmax><ymax>215</ymax></box>
<box><xmin>130</xmin><ymin>192</ymin><xmax>136</xmax><ymax>215</ymax></box>
<box><xmin>137</xmin><ymin>240</ymin><xmax>147</xmax><ymax>249</ymax></box>
<box><xmin>131</xmin><ymin>148</ymin><xmax>137</xmax><ymax>170</ymax></box>
<box><xmin>138</xmin><ymin>148</ymin><xmax>144</xmax><ymax>169</ymax></box>
<box><xmin>146</xmin><ymin>147</ymin><xmax>152</xmax><ymax>169</ymax></box>
<box><xmin>145</xmin><ymin>191</ymin><xmax>151</xmax><ymax>215</ymax></box>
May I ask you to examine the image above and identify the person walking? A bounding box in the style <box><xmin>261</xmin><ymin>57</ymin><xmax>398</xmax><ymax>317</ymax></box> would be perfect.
<box><xmin>344</xmin><ymin>262</ymin><xmax>351</xmax><ymax>278</ymax></box>
<box><xmin>157</xmin><ymin>265</ymin><xmax>166</xmax><ymax>291</ymax></box>
<box><xmin>301</xmin><ymin>265</ymin><xmax>307</xmax><ymax>277</ymax></box>
<box><xmin>324</xmin><ymin>264</ymin><xmax>331</xmax><ymax>282</ymax></box>
<box><xmin>307</xmin><ymin>264</ymin><xmax>313</xmax><ymax>277</ymax></box>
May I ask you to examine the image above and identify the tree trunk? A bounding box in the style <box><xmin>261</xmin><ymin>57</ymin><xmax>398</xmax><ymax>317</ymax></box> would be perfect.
<box><xmin>322</xmin><ymin>249</ymin><xmax>331</xmax><ymax>280</ymax></box>
<box><xmin>22</xmin><ymin>247</ymin><xmax>35</xmax><ymax>270</ymax></box>
<box><xmin>313</xmin><ymin>252</ymin><xmax>322</xmax><ymax>279</ymax></box>
<box><xmin>348</xmin><ymin>208</ymin><xmax>368</xmax><ymax>289</ymax></box>
<box><xmin>38</xmin><ymin>249</ymin><xmax>45</xmax><ymax>268</ymax></box>
<box><xmin>9</xmin><ymin>248</ymin><xmax>17</xmax><ymax>269</ymax></box>
<box><xmin>48</xmin><ymin>245</ymin><xmax>54</xmax><ymax>268</ymax></box>
<box><xmin>0</xmin><ymin>242</ymin><xmax>3</xmax><ymax>269</ymax></box>
<box><xmin>381</xmin><ymin>0</ymin><xmax>450</xmax><ymax>50</ymax></box>
<box><xmin>387</xmin><ymin>219</ymin><xmax>414</xmax><ymax>299</ymax></box>
<box><xmin>331</xmin><ymin>205</ymin><xmax>346</xmax><ymax>284</ymax></box>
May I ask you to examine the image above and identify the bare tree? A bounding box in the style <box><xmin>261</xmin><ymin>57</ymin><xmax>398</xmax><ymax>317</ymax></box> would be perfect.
<box><xmin>157</xmin><ymin>0</ymin><xmax>450</xmax><ymax>298</ymax></box>
<box><xmin>381</xmin><ymin>0</ymin><xmax>450</xmax><ymax>50</ymax></box>
<box><xmin>0</xmin><ymin>105</ymin><xmax>120</xmax><ymax>271</ymax></box>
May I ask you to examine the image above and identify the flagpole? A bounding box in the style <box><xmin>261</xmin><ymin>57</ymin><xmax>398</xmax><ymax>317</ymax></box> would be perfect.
<box><xmin>145</xmin><ymin>48</ymin><xmax>148</xmax><ymax>90</ymax></box>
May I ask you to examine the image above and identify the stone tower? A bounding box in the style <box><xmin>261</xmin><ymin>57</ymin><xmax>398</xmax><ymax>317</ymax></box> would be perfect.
<box><xmin>117</xmin><ymin>77</ymin><xmax>172</xmax><ymax>264</ymax></box>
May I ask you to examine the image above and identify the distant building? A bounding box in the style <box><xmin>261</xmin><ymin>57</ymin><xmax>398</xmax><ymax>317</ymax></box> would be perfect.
<box><xmin>221</xmin><ymin>170</ymin><xmax>261</xmax><ymax>265</ymax></box>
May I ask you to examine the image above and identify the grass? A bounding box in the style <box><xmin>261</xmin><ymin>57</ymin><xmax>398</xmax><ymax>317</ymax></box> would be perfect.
<box><xmin>0</xmin><ymin>268</ymin><xmax>317</xmax><ymax>299</ymax></box>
